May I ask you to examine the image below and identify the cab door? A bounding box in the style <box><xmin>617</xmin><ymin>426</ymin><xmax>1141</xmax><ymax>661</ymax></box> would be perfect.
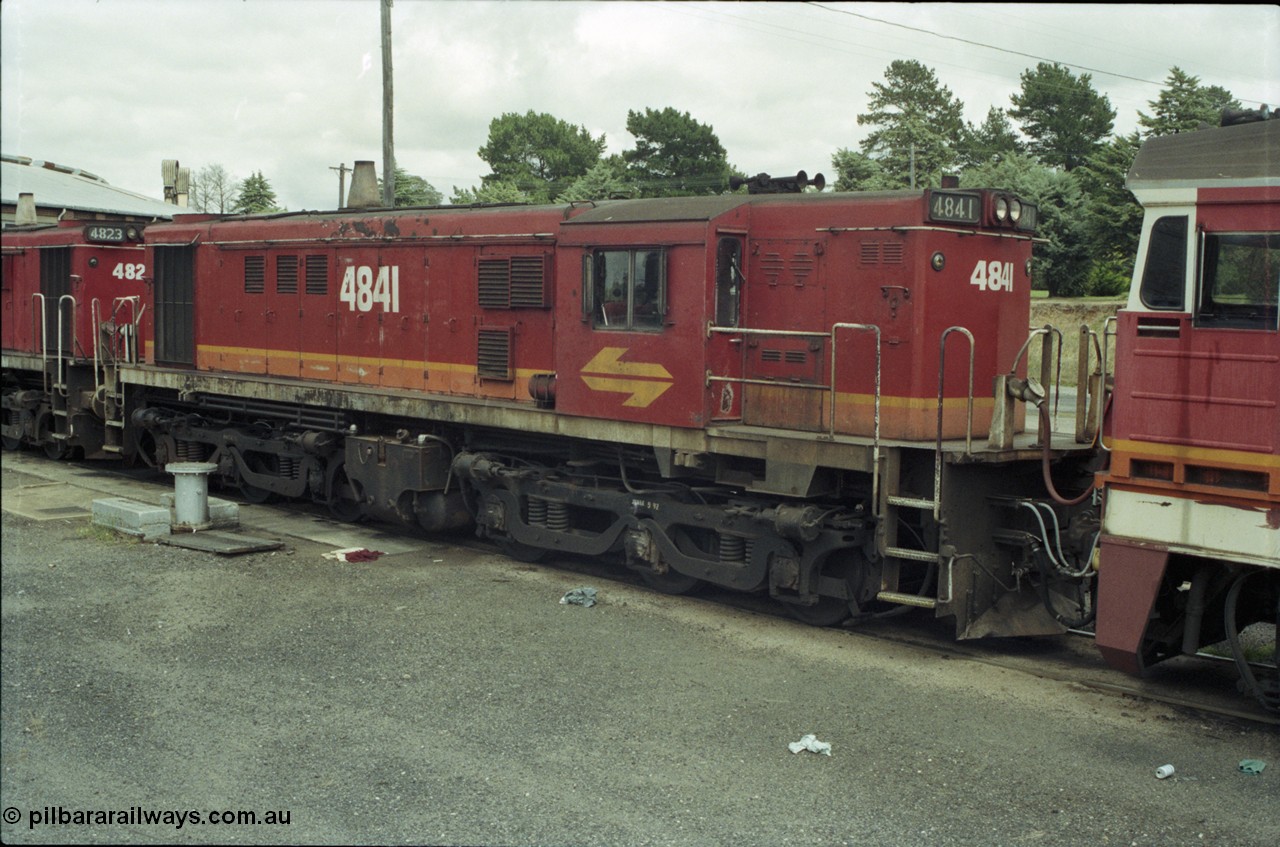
<box><xmin>706</xmin><ymin>235</ymin><xmax>745</xmax><ymax>421</ymax></box>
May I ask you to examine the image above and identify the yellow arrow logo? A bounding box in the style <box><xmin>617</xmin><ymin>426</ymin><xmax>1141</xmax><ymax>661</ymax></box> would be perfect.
<box><xmin>581</xmin><ymin>347</ymin><xmax>674</xmax><ymax>408</ymax></box>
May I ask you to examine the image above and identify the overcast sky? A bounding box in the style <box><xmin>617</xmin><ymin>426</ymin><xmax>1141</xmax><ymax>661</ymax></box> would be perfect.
<box><xmin>3</xmin><ymin>1</ymin><xmax>1277</xmax><ymax>210</ymax></box>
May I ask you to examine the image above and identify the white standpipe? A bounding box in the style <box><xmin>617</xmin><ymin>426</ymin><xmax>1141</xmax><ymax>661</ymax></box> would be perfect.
<box><xmin>166</xmin><ymin>462</ymin><xmax>218</xmax><ymax>528</ymax></box>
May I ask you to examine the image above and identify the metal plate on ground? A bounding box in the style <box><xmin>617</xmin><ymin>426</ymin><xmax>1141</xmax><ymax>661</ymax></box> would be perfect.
<box><xmin>159</xmin><ymin>530</ymin><xmax>284</xmax><ymax>555</ymax></box>
<box><xmin>3</xmin><ymin>482</ymin><xmax>94</xmax><ymax>521</ymax></box>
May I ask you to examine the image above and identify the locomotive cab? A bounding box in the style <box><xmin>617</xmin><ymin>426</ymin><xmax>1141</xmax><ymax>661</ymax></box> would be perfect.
<box><xmin>1096</xmin><ymin>115</ymin><xmax>1279</xmax><ymax>706</ymax></box>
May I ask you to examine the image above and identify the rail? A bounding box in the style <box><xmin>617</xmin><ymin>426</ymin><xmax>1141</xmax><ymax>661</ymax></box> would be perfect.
<box><xmin>55</xmin><ymin>295</ymin><xmax>78</xmax><ymax>397</ymax></box>
<box><xmin>830</xmin><ymin>323</ymin><xmax>882</xmax><ymax>505</ymax></box>
<box><xmin>92</xmin><ymin>295</ymin><xmax>144</xmax><ymax>373</ymax></box>
<box><xmin>31</xmin><ymin>293</ymin><xmax>48</xmax><ymax>394</ymax></box>
<box><xmin>706</xmin><ymin>322</ymin><xmax>987</xmax><ymax>518</ymax></box>
<box><xmin>1098</xmin><ymin>316</ymin><xmax>1116</xmax><ymax>452</ymax></box>
<box><xmin>933</xmin><ymin>327</ymin><xmax>975</xmax><ymax>520</ymax></box>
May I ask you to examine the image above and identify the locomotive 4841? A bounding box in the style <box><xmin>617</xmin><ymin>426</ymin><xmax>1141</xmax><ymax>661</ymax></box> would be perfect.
<box><xmin>4</xmin><ymin>117</ymin><xmax>1276</xmax><ymax>710</ymax></box>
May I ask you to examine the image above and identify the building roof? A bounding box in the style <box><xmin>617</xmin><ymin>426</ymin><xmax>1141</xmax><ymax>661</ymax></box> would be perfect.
<box><xmin>2</xmin><ymin>154</ymin><xmax>176</xmax><ymax>219</ymax></box>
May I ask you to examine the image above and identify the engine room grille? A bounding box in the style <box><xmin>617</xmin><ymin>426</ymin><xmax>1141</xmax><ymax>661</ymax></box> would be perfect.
<box><xmin>276</xmin><ymin>255</ymin><xmax>298</xmax><ymax>294</ymax></box>
<box><xmin>860</xmin><ymin>240</ymin><xmax>905</xmax><ymax>265</ymax></box>
<box><xmin>478</xmin><ymin>256</ymin><xmax>548</xmax><ymax>308</ymax></box>
<box><xmin>305</xmin><ymin>255</ymin><xmax>328</xmax><ymax>295</ymax></box>
<box><xmin>761</xmin><ymin>349</ymin><xmax>809</xmax><ymax>364</ymax></box>
<box><xmin>759</xmin><ymin>250</ymin><xmax>815</xmax><ymax>287</ymax></box>
<box><xmin>244</xmin><ymin>255</ymin><xmax>266</xmax><ymax>294</ymax></box>
<box><xmin>476</xmin><ymin>327</ymin><xmax>514</xmax><ymax>380</ymax></box>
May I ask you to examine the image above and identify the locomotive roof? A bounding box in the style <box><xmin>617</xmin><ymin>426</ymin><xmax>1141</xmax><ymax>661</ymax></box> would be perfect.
<box><xmin>1127</xmin><ymin>118</ymin><xmax>1280</xmax><ymax>190</ymax></box>
<box><xmin>562</xmin><ymin>190</ymin><xmax>921</xmax><ymax>225</ymax></box>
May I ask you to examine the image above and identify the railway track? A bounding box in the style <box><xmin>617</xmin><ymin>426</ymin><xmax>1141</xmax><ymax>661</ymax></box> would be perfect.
<box><xmin>5</xmin><ymin>449</ymin><xmax>1277</xmax><ymax>728</ymax></box>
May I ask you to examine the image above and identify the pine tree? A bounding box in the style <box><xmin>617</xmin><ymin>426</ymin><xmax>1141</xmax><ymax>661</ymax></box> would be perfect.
<box><xmin>1008</xmin><ymin>63</ymin><xmax>1115</xmax><ymax>171</ymax></box>
<box><xmin>623</xmin><ymin>107</ymin><xmax>730</xmax><ymax>197</ymax></box>
<box><xmin>1137</xmin><ymin>67</ymin><xmax>1240</xmax><ymax>138</ymax></box>
<box><xmin>235</xmin><ymin>171</ymin><xmax>281</xmax><ymax>214</ymax></box>
<box><xmin>477</xmin><ymin>111</ymin><xmax>605</xmax><ymax>203</ymax></box>
<box><xmin>856</xmin><ymin>60</ymin><xmax>966</xmax><ymax>188</ymax></box>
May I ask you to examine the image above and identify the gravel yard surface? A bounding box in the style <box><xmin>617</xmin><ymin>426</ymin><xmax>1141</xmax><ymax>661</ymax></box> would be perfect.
<box><xmin>2</xmin><ymin>455</ymin><xmax>1277</xmax><ymax>846</ymax></box>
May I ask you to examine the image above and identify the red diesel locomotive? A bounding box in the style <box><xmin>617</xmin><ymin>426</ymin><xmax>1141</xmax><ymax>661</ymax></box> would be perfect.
<box><xmin>121</xmin><ymin>170</ymin><xmax>1099</xmax><ymax>643</ymax></box>
<box><xmin>1</xmin><ymin>220</ymin><xmax>148</xmax><ymax>458</ymax></box>
<box><xmin>2</xmin><ymin>114</ymin><xmax>1275</xmax><ymax>709</ymax></box>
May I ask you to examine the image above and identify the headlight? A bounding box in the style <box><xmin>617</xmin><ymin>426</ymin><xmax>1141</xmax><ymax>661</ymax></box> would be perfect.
<box><xmin>1008</xmin><ymin>198</ymin><xmax>1022</xmax><ymax>224</ymax></box>
<box><xmin>994</xmin><ymin>196</ymin><xmax>1009</xmax><ymax>222</ymax></box>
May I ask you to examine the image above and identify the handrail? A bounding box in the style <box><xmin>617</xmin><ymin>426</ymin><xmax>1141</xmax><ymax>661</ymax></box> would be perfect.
<box><xmin>936</xmin><ymin>326</ymin><xmax>972</xmax><ymax>522</ymax></box>
<box><xmin>831</xmin><ymin>323</ymin><xmax>882</xmax><ymax>508</ymax></box>
<box><xmin>706</xmin><ymin>325</ymin><xmax>829</xmax><ymax>340</ymax></box>
<box><xmin>1098</xmin><ymin>316</ymin><xmax>1117</xmax><ymax>453</ymax></box>
<box><xmin>1006</xmin><ymin>325</ymin><xmax>1061</xmax><ymax>433</ymax></box>
<box><xmin>938</xmin><ymin>326</ymin><xmax>975</xmax><ymax>455</ymax></box>
<box><xmin>31</xmin><ymin>293</ymin><xmax>48</xmax><ymax>394</ymax></box>
<box><xmin>936</xmin><ymin>327</ymin><xmax>975</xmax><ymax>520</ymax></box>
<box><xmin>55</xmin><ymin>294</ymin><xmax>77</xmax><ymax>396</ymax></box>
<box><xmin>92</xmin><ymin>297</ymin><xmax>104</xmax><ymax>390</ymax></box>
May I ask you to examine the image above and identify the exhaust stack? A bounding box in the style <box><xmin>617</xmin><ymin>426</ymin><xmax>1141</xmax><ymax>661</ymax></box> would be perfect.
<box><xmin>15</xmin><ymin>193</ymin><xmax>38</xmax><ymax>225</ymax></box>
<box><xmin>345</xmin><ymin>160</ymin><xmax>381</xmax><ymax>209</ymax></box>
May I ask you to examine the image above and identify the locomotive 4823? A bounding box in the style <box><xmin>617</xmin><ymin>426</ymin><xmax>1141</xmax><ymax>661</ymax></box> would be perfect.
<box><xmin>3</xmin><ymin>117</ymin><xmax>1277</xmax><ymax>709</ymax></box>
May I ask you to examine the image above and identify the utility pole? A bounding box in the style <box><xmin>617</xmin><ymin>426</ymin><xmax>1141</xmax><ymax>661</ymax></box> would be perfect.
<box><xmin>381</xmin><ymin>0</ymin><xmax>395</xmax><ymax>207</ymax></box>
<box><xmin>330</xmin><ymin>163</ymin><xmax>350</xmax><ymax>208</ymax></box>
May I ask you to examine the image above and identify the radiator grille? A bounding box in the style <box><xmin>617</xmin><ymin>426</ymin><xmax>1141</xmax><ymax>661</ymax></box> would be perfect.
<box><xmin>477</xmin><ymin>328</ymin><xmax>513</xmax><ymax>380</ymax></box>
<box><xmin>244</xmin><ymin>255</ymin><xmax>266</xmax><ymax>293</ymax></box>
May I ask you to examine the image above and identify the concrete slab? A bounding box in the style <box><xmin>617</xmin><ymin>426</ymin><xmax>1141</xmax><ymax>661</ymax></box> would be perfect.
<box><xmin>3</xmin><ymin>481</ymin><xmax>94</xmax><ymax>521</ymax></box>
<box><xmin>158</xmin><ymin>530</ymin><xmax>284</xmax><ymax>555</ymax></box>
<box><xmin>91</xmin><ymin>497</ymin><xmax>171</xmax><ymax>540</ymax></box>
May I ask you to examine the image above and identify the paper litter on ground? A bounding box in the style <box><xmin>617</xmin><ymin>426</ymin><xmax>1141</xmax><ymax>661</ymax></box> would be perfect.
<box><xmin>560</xmin><ymin>587</ymin><xmax>598</xmax><ymax>607</ymax></box>
<box><xmin>788</xmin><ymin>733</ymin><xmax>832</xmax><ymax>756</ymax></box>
<box><xmin>322</xmin><ymin>547</ymin><xmax>385</xmax><ymax>563</ymax></box>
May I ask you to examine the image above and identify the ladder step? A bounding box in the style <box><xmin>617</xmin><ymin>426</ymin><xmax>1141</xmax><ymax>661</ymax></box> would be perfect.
<box><xmin>883</xmin><ymin>546</ymin><xmax>940</xmax><ymax>563</ymax></box>
<box><xmin>886</xmin><ymin>495</ymin><xmax>936</xmax><ymax>511</ymax></box>
<box><xmin>106</xmin><ymin>419</ymin><xmax>125</xmax><ymax>428</ymax></box>
<box><xmin>876</xmin><ymin>591</ymin><xmax>938</xmax><ymax>609</ymax></box>
<box><xmin>102</xmin><ymin>444</ymin><xmax>122</xmax><ymax>454</ymax></box>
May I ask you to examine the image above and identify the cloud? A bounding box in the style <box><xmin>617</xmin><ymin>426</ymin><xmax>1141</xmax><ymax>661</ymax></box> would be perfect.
<box><xmin>3</xmin><ymin>1</ymin><xmax>1276</xmax><ymax>210</ymax></box>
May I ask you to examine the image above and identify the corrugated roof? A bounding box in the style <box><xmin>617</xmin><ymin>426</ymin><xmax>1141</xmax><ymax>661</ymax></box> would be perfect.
<box><xmin>1</xmin><ymin>155</ymin><xmax>177</xmax><ymax>218</ymax></box>
<box><xmin>1127</xmin><ymin>119</ymin><xmax>1280</xmax><ymax>189</ymax></box>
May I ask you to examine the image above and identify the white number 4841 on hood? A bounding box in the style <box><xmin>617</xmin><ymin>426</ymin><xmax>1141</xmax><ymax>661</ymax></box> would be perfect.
<box><xmin>971</xmin><ymin>260</ymin><xmax>1014</xmax><ymax>292</ymax></box>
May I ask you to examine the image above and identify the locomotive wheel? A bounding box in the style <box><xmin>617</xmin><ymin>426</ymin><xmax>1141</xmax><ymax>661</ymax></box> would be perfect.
<box><xmin>239</xmin><ymin>455</ymin><xmax>278</xmax><ymax>504</ymax></box>
<box><xmin>43</xmin><ymin>439</ymin><xmax>69</xmax><ymax>461</ymax></box>
<box><xmin>785</xmin><ymin>550</ymin><xmax>867</xmax><ymax>627</ymax></box>
<box><xmin>327</xmin><ymin>465</ymin><xmax>365</xmax><ymax>522</ymax></box>
<box><xmin>1</xmin><ymin>434</ymin><xmax>21</xmax><ymax>451</ymax></box>
<box><xmin>240</xmin><ymin>481</ymin><xmax>275</xmax><ymax>505</ymax></box>
<box><xmin>496</xmin><ymin>536</ymin><xmax>548</xmax><ymax>564</ymax></box>
<box><xmin>640</xmin><ymin>566</ymin><xmax>702</xmax><ymax>596</ymax></box>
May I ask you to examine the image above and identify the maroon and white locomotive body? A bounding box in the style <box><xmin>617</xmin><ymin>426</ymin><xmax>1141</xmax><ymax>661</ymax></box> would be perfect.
<box><xmin>1095</xmin><ymin>117</ymin><xmax>1279</xmax><ymax>706</ymax></box>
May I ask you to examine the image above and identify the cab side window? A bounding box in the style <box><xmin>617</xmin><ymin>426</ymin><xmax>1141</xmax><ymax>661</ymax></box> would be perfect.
<box><xmin>715</xmin><ymin>237</ymin><xmax>742</xmax><ymax>328</ymax></box>
<box><xmin>586</xmin><ymin>248</ymin><xmax>665</xmax><ymax>331</ymax></box>
<box><xmin>1139</xmin><ymin>216</ymin><xmax>1187</xmax><ymax>310</ymax></box>
<box><xmin>1196</xmin><ymin>232</ymin><xmax>1279</xmax><ymax>330</ymax></box>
